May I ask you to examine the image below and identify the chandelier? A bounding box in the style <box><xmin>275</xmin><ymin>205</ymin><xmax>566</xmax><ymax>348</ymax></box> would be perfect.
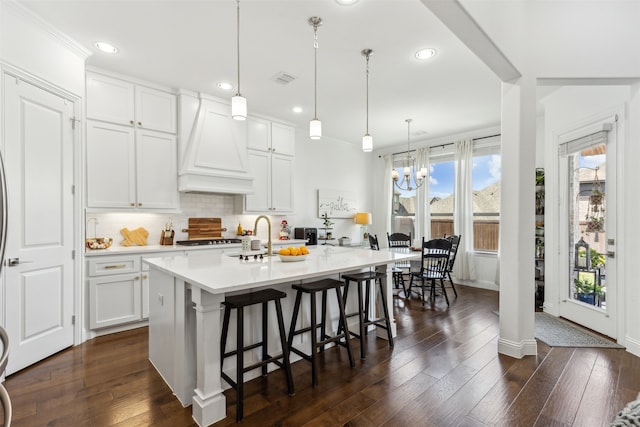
<box><xmin>392</xmin><ymin>119</ymin><xmax>427</xmax><ymax>191</ymax></box>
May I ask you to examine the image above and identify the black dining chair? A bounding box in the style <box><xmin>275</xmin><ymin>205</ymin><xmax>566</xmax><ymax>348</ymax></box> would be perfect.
<box><xmin>409</xmin><ymin>238</ymin><xmax>452</xmax><ymax>306</ymax></box>
<box><xmin>387</xmin><ymin>232</ymin><xmax>411</xmax><ymax>297</ymax></box>
<box><xmin>444</xmin><ymin>235</ymin><xmax>461</xmax><ymax>297</ymax></box>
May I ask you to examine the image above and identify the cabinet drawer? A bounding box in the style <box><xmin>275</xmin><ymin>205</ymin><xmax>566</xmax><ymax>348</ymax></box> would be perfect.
<box><xmin>88</xmin><ymin>256</ymin><xmax>141</xmax><ymax>277</ymax></box>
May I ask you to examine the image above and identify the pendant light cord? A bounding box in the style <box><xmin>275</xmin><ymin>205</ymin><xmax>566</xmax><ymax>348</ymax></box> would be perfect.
<box><xmin>365</xmin><ymin>53</ymin><xmax>370</xmax><ymax>134</ymax></box>
<box><xmin>236</xmin><ymin>0</ymin><xmax>241</xmax><ymax>96</ymax></box>
<box><xmin>313</xmin><ymin>23</ymin><xmax>319</xmax><ymax>120</ymax></box>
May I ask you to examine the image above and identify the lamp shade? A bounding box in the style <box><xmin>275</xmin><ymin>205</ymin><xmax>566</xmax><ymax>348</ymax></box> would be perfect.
<box><xmin>310</xmin><ymin>119</ymin><xmax>322</xmax><ymax>139</ymax></box>
<box><xmin>354</xmin><ymin>212</ymin><xmax>372</xmax><ymax>225</ymax></box>
<box><xmin>231</xmin><ymin>95</ymin><xmax>247</xmax><ymax>120</ymax></box>
<box><xmin>362</xmin><ymin>134</ymin><xmax>373</xmax><ymax>152</ymax></box>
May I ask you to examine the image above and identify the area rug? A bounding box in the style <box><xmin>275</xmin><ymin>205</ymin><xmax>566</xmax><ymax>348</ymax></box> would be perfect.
<box><xmin>535</xmin><ymin>312</ymin><xmax>625</xmax><ymax>348</ymax></box>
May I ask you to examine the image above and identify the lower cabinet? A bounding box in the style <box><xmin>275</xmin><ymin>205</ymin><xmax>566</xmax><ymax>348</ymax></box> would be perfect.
<box><xmin>89</xmin><ymin>272</ymin><xmax>142</xmax><ymax>329</ymax></box>
<box><xmin>87</xmin><ymin>252</ymin><xmax>180</xmax><ymax>330</ymax></box>
<box><xmin>88</xmin><ymin>255</ymin><xmax>143</xmax><ymax>329</ymax></box>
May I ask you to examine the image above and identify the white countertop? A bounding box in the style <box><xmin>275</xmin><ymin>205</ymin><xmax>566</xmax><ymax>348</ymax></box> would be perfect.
<box><xmin>84</xmin><ymin>239</ymin><xmax>308</xmax><ymax>257</ymax></box>
<box><xmin>144</xmin><ymin>246</ymin><xmax>417</xmax><ymax>295</ymax></box>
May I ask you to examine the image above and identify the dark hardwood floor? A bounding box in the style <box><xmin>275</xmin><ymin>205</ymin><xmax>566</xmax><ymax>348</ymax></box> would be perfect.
<box><xmin>5</xmin><ymin>285</ymin><xmax>640</xmax><ymax>426</ymax></box>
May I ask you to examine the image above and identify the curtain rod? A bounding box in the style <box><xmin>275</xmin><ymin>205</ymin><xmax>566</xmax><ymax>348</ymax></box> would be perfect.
<box><xmin>385</xmin><ymin>133</ymin><xmax>501</xmax><ymax>157</ymax></box>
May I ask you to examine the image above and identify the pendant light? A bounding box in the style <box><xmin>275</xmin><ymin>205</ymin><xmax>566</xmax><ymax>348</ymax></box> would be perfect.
<box><xmin>392</xmin><ymin>119</ymin><xmax>426</xmax><ymax>191</ymax></box>
<box><xmin>308</xmin><ymin>17</ymin><xmax>323</xmax><ymax>140</ymax></box>
<box><xmin>361</xmin><ymin>49</ymin><xmax>373</xmax><ymax>152</ymax></box>
<box><xmin>231</xmin><ymin>0</ymin><xmax>247</xmax><ymax>120</ymax></box>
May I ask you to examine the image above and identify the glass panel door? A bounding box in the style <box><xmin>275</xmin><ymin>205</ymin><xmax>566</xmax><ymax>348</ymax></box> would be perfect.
<box><xmin>559</xmin><ymin>126</ymin><xmax>616</xmax><ymax>339</ymax></box>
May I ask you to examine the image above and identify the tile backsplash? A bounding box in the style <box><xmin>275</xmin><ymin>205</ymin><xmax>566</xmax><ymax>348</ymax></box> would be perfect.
<box><xmin>85</xmin><ymin>193</ymin><xmax>283</xmax><ymax>245</ymax></box>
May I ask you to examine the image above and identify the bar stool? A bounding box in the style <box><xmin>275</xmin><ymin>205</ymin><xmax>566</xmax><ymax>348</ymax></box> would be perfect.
<box><xmin>220</xmin><ymin>288</ymin><xmax>294</xmax><ymax>422</ymax></box>
<box><xmin>340</xmin><ymin>268</ymin><xmax>394</xmax><ymax>359</ymax></box>
<box><xmin>287</xmin><ymin>278</ymin><xmax>355</xmax><ymax>387</ymax></box>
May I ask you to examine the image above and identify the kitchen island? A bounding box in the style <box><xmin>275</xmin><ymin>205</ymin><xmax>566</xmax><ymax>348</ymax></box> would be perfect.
<box><xmin>144</xmin><ymin>245</ymin><xmax>417</xmax><ymax>426</ymax></box>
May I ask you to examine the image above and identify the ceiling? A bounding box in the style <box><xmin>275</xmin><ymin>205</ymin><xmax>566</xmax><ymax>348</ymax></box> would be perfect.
<box><xmin>21</xmin><ymin>0</ymin><xmax>502</xmax><ymax>150</ymax></box>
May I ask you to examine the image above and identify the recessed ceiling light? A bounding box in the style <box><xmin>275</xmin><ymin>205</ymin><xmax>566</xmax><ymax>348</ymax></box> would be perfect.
<box><xmin>292</xmin><ymin>106</ymin><xmax>303</xmax><ymax>114</ymax></box>
<box><xmin>335</xmin><ymin>0</ymin><xmax>359</xmax><ymax>5</ymax></box>
<box><xmin>94</xmin><ymin>41</ymin><xmax>118</xmax><ymax>54</ymax></box>
<box><xmin>415</xmin><ymin>48</ymin><xmax>436</xmax><ymax>60</ymax></box>
<box><xmin>217</xmin><ymin>82</ymin><xmax>234</xmax><ymax>90</ymax></box>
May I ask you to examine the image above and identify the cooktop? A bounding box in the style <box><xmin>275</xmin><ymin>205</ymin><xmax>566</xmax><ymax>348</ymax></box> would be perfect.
<box><xmin>175</xmin><ymin>238</ymin><xmax>242</xmax><ymax>246</ymax></box>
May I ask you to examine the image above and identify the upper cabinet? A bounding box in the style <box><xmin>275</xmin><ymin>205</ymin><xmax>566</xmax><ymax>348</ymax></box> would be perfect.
<box><xmin>86</xmin><ymin>71</ymin><xmax>179</xmax><ymax>210</ymax></box>
<box><xmin>86</xmin><ymin>72</ymin><xmax>176</xmax><ymax>134</ymax></box>
<box><xmin>245</xmin><ymin>117</ymin><xmax>295</xmax><ymax>213</ymax></box>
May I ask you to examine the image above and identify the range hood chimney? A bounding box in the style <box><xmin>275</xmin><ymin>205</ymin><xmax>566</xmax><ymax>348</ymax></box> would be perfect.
<box><xmin>178</xmin><ymin>92</ymin><xmax>254</xmax><ymax>194</ymax></box>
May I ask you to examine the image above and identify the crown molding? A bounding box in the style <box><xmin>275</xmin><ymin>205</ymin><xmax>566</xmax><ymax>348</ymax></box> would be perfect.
<box><xmin>3</xmin><ymin>0</ymin><xmax>92</xmax><ymax>60</ymax></box>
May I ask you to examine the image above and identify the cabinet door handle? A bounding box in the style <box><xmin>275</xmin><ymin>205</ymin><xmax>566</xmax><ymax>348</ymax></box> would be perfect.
<box><xmin>134</xmin><ymin>276</ymin><xmax>140</xmax><ymax>281</ymax></box>
<box><xmin>130</xmin><ymin>120</ymin><xmax>134</xmax><ymax>125</ymax></box>
<box><xmin>272</xmin><ymin>147</ymin><xmax>276</xmax><ymax>152</ymax></box>
<box><xmin>138</xmin><ymin>203</ymin><xmax>142</xmax><ymax>206</ymax></box>
<box><xmin>104</xmin><ymin>264</ymin><xmax>127</xmax><ymax>270</ymax></box>
<box><xmin>142</xmin><ymin>274</ymin><xmax>148</xmax><ymax>279</ymax></box>
<box><xmin>138</xmin><ymin>122</ymin><xmax>142</xmax><ymax>126</ymax></box>
<box><xmin>130</xmin><ymin>202</ymin><xmax>135</xmax><ymax>206</ymax></box>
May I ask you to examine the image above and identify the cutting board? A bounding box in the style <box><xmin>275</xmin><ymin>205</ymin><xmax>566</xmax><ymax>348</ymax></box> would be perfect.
<box><xmin>182</xmin><ymin>218</ymin><xmax>225</xmax><ymax>240</ymax></box>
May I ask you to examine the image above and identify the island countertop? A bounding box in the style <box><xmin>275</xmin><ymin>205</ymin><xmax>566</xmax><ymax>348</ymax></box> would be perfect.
<box><xmin>143</xmin><ymin>245</ymin><xmax>417</xmax><ymax>295</ymax></box>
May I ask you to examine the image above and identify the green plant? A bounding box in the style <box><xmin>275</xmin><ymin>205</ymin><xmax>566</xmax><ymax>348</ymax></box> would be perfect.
<box><xmin>535</xmin><ymin>168</ymin><xmax>545</xmax><ymax>186</ymax></box>
<box><xmin>590</xmin><ymin>248</ymin><xmax>605</xmax><ymax>269</ymax></box>
<box><xmin>321</xmin><ymin>212</ymin><xmax>334</xmax><ymax>228</ymax></box>
<box><xmin>573</xmin><ymin>276</ymin><xmax>604</xmax><ymax>297</ymax></box>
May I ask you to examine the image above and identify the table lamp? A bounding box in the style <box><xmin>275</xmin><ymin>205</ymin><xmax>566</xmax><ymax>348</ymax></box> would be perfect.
<box><xmin>354</xmin><ymin>212</ymin><xmax>372</xmax><ymax>246</ymax></box>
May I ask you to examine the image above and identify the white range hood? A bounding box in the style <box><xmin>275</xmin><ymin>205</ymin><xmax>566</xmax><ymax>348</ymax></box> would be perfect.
<box><xmin>178</xmin><ymin>92</ymin><xmax>254</xmax><ymax>194</ymax></box>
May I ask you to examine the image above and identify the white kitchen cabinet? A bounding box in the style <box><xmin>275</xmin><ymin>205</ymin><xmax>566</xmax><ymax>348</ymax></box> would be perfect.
<box><xmin>86</xmin><ymin>121</ymin><xmax>178</xmax><ymax>209</ymax></box>
<box><xmin>247</xmin><ymin>117</ymin><xmax>295</xmax><ymax>156</ymax></box>
<box><xmin>245</xmin><ymin>117</ymin><xmax>294</xmax><ymax>213</ymax></box>
<box><xmin>88</xmin><ymin>255</ymin><xmax>143</xmax><ymax>329</ymax></box>
<box><xmin>86</xmin><ymin>72</ymin><xmax>176</xmax><ymax>134</ymax></box>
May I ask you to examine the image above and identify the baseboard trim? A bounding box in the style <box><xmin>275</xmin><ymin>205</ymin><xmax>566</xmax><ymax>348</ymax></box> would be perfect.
<box><xmin>625</xmin><ymin>336</ymin><xmax>640</xmax><ymax>358</ymax></box>
<box><xmin>498</xmin><ymin>337</ymin><xmax>538</xmax><ymax>359</ymax></box>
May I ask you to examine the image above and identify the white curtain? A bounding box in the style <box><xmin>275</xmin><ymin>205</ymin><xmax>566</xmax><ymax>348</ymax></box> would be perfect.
<box><xmin>454</xmin><ymin>139</ymin><xmax>476</xmax><ymax>280</ymax></box>
<box><xmin>414</xmin><ymin>147</ymin><xmax>430</xmax><ymax>246</ymax></box>
<box><xmin>379</xmin><ymin>154</ymin><xmax>393</xmax><ymax>248</ymax></box>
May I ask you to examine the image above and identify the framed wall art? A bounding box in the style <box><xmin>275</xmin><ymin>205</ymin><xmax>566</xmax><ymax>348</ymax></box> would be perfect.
<box><xmin>317</xmin><ymin>189</ymin><xmax>358</xmax><ymax>218</ymax></box>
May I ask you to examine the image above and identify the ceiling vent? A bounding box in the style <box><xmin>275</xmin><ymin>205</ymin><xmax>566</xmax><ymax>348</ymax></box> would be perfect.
<box><xmin>271</xmin><ymin>71</ymin><xmax>297</xmax><ymax>85</ymax></box>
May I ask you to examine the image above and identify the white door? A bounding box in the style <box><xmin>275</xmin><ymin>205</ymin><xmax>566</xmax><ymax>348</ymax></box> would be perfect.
<box><xmin>3</xmin><ymin>74</ymin><xmax>75</xmax><ymax>375</ymax></box>
<box><xmin>558</xmin><ymin>117</ymin><xmax>617</xmax><ymax>338</ymax></box>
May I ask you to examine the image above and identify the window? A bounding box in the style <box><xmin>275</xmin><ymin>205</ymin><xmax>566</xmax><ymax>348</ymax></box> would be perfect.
<box><xmin>429</xmin><ymin>159</ymin><xmax>454</xmax><ymax>239</ymax></box>
<box><xmin>472</xmin><ymin>153</ymin><xmax>501</xmax><ymax>251</ymax></box>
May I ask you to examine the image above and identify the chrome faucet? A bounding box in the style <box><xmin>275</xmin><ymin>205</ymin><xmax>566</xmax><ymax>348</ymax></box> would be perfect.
<box><xmin>254</xmin><ymin>215</ymin><xmax>272</xmax><ymax>256</ymax></box>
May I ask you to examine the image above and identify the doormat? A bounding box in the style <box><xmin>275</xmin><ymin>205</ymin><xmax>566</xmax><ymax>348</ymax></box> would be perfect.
<box><xmin>535</xmin><ymin>312</ymin><xmax>625</xmax><ymax>348</ymax></box>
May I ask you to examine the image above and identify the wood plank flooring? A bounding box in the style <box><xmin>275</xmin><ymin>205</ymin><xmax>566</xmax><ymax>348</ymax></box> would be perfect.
<box><xmin>5</xmin><ymin>285</ymin><xmax>640</xmax><ymax>426</ymax></box>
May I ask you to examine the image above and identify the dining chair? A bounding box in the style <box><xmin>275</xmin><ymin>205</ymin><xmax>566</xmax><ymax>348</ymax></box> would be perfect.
<box><xmin>409</xmin><ymin>238</ymin><xmax>452</xmax><ymax>306</ymax></box>
<box><xmin>387</xmin><ymin>232</ymin><xmax>411</xmax><ymax>297</ymax></box>
<box><xmin>444</xmin><ymin>235</ymin><xmax>461</xmax><ymax>297</ymax></box>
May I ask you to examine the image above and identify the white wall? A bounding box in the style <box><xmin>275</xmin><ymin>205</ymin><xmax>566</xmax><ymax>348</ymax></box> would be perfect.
<box><xmin>0</xmin><ymin>1</ymin><xmax>89</xmax><ymax>96</ymax></box>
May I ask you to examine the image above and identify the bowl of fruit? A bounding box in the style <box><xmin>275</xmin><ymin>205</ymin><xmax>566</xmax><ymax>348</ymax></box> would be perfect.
<box><xmin>278</xmin><ymin>246</ymin><xmax>309</xmax><ymax>262</ymax></box>
<box><xmin>85</xmin><ymin>237</ymin><xmax>113</xmax><ymax>250</ymax></box>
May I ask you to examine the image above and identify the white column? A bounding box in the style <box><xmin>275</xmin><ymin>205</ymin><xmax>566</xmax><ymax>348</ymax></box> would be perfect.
<box><xmin>191</xmin><ymin>286</ymin><xmax>227</xmax><ymax>426</ymax></box>
<box><xmin>497</xmin><ymin>76</ymin><xmax>538</xmax><ymax>358</ymax></box>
